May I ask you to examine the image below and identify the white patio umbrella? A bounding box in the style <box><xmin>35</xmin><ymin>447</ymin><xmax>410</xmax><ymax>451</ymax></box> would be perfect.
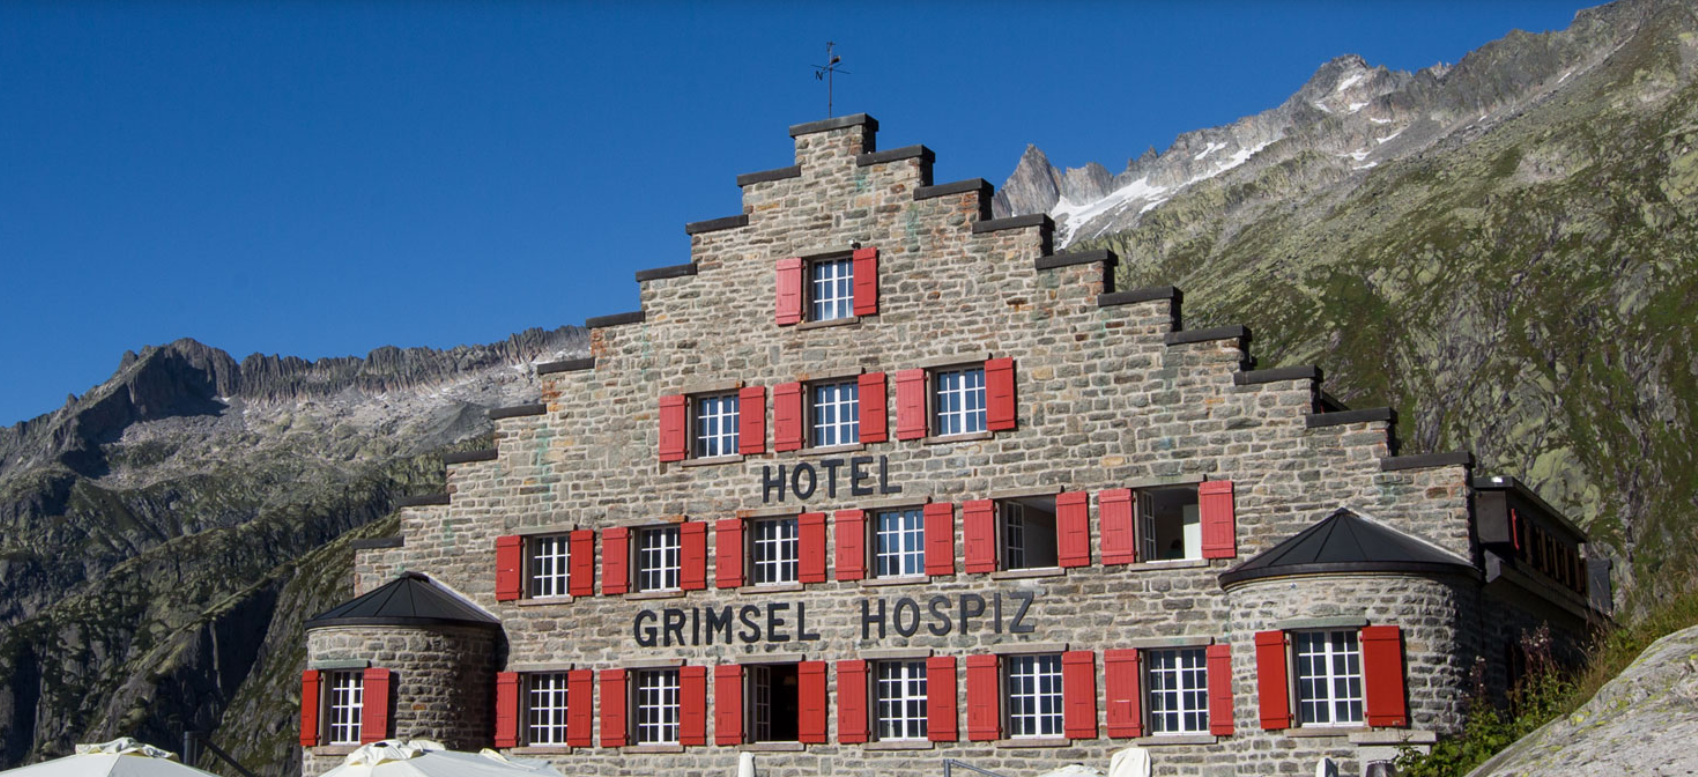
<box><xmin>1107</xmin><ymin>747</ymin><xmax>1152</xmax><ymax>777</ymax></box>
<box><xmin>0</xmin><ymin>738</ymin><xmax>219</xmax><ymax>777</ymax></box>
<box><xmin>320</xmin><ymin>740</ymin><xmax>563</xmax><ymax>777</ymax></box>
<box><xmin>1034</xmin><ymin>766</ymin><xmax>1105</xmax><ymax>777</ymax></box>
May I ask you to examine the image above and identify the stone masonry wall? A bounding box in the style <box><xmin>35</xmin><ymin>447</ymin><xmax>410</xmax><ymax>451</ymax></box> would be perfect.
<box><xmin>331</xmin><ymin>116</ymin><xmax>1490</xmax><ymax>777</ymax></box>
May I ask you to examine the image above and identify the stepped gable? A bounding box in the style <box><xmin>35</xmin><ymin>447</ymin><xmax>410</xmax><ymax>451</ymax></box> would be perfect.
<box><xmin>1219</xmin><ymin>508</ymin><xmax>1476</xmax><ymax>587</ymax></box>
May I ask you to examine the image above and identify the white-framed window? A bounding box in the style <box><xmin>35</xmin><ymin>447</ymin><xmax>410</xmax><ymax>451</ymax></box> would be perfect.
<box><xmin>810</xmin><ymin>381</ymin><xmax>859</xmax><ymax>446</ymax></box>
<box><xmin>636</xmin><ymin>526</ymin><xmax>681</xmax><ymax>592</ymax></box>
<box><xmin>809</xmin><ymin>255</ymin><xmax>854</xmax><ymax>321</ymax></box>
<box><xmin>934</xmin><ymin>367</ymin><xmax>986</xmax><ymax>436</ymax></box>
<box><xmin>874</xmin><ymin>508</ymin><xmax>925</xmax><ymax>579</ymax></box>
<box><xmin>634</xmin><ymin>668</ymin><xmax>681</xmax><ymax>744</ymax></box>
<box><xmin>1294</xmin><ymin>630</ymin><xmax>1364</xmax><ymax>726</ymax></box>
<box><xmin>744</xmin><ymin>664</ymin><xmax>800</xmax><ymax>742</ymax></box>
<box><xmin>874</xmin><ymin>660</ymin><xmax>929</xmax><ymax>741</ymax></box>
<box><xmin>1137</xmin><ymin>486</ymin><xmax>1201</xmax><ymax>562</ymax></box>
<box><xmin>325</xmin><ymin>670</ymin><xmax>364</xmax><ymax>746</ymax></box>
<box><xmin>750</xmin><ymin>517</ymin><xmax>798</xmax><ymax>586</ymax></box>
<box><xmin>693</xmin><ymin>394</ymin><xmax>740</xmax><ymax>458</ymax></box>
<box><xmin>1146</xmin><ymin>648</ymin><xmax>1209</xmax><ymax>735</ymax></box>
<box><xmin>527</xmin><ymin>534</ymin><xmax>571</xmax><ymax>599</ymax></box>
<box><xmin>525</xmin><ymin>672</ymin><xmax>570</xmax><ymax>745</ymax></box>
<box><xmin>1005</xmin><ymin>654</ymin><xmax>1064</xmax><ymax>738</ymax></box>
<box><xmin>1000</xmin><ymin>498</ymin><xmax>1058</xmax><ymax>570</ymax></box>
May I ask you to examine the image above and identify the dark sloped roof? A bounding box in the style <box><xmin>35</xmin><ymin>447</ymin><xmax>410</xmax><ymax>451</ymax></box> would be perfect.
<box><xmin>305</xmin><ymin>572</ymin><xmax>501</xmax><ymax>630</ymax></box>
<box><xmin>1219</xmin><ymin>509</ymin><xmax>1477</xmax><ymax>587</ymax></box>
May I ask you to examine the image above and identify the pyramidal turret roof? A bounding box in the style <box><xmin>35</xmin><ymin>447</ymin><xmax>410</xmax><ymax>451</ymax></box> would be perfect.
<box><xmin>1219</xmin><ymin>508</ymin><xmax>1476</xmax><ymax>587</ymax></box>
<box><xmin>305</xmin><ymin>572</ymin><xmax>499</xmax><ymax>630</ymax></box>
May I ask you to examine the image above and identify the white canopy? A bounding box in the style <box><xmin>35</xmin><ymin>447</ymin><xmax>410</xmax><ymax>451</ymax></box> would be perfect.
<box><xmin>0</xmin><ymin>738</ymin><xmax>218</xmax><ymax>777</ymax></box>
<box><xmin>1108</xmin><ymin>747</ymin><xmax>1152</xmax><ymax>777</ymax></box>
<box><xmin>320</xmin><ymin>740</ymin><xmax>563</xmax><ymax>777</ymax></box>
<box><xmin>1034</xmin><ymin>766</ymin><xmax>1106</xmax><ymax>777</ymax></box>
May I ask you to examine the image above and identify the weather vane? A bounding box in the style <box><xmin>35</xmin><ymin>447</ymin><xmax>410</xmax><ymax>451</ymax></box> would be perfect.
<box><xmin>813</xmin><ymin>42</ymin><xmax>849</xmax><ymax>118</ymax></box>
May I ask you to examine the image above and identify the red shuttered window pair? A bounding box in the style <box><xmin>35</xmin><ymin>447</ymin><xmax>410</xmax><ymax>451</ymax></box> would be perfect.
<box><xmin>493</xmin><ymin>670</ymin><xmax>594</xmax><ymax>748</ymax></box>
<box><xmin>772</xmin><ymin>373</ymin><xmax>887</xmax><ymax>451</ymax></box>
<box><xmin>494</xmin><ymin>531</ymin><xmax>596</xmax><ymax>602</ymax></box>
<box><xmin>895</xmin><ymin>359</ymin><xmax>1017</xmax><ymax>441</ymax></box>
<box><xmin>660</xmin><ymin>388</ymin><xmax>768</xmax><ymax>462</ymax></box>
<box><xmin>964</xmin><ymin>652</ymin><xmax>1095</xmax><ymax>741</ymax></box>
<box><xmin>776</xmin><ymin>248</ymin><xmax>880</xmax><ymax>326</ymax></box>
<box><xmin>963</xmin><ymin>492</ymin><xmax>1091</xmax><ymax>573</ymax></box>
<box><xmin>1255</xmin><ymin>626</ymin><xmax>1407</xmax><ymax>730</ymax></box>
<box><xmin>300</xmin><ymin>667</ymin><xmax>390</xmax><ymax>748</ymax></box>
<box><xmin>1096</xmin><ymin>481</ymin><xmax>1238</xmax><ymax>565</ymax></box>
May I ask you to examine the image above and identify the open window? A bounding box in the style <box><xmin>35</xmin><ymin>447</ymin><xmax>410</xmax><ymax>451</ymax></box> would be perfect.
<box><xmin>1138</xmin><ymin>486</ymin><xmax>1201</xmax><ymax>562</ymax></box>
<box><xmin>1000</xmin><ymin>497</ymin><xmax>1058</xmax><ymax>570</ymax></box>
<box><xmin>747</xmin><ymin>664</ymin><xmax>800</xmax><ymax>742</ymax></box>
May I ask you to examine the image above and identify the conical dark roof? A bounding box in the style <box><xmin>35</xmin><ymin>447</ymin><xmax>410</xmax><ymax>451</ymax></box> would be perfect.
<box><xmin>1219</xmin><ymin>509</ymin><xmax>1476</xmax><ymax>588</ymax></box>
<box><xmin>305</xmin><ymin>572</ymin><xmax>500</xmax><ymax>630</ymax></box>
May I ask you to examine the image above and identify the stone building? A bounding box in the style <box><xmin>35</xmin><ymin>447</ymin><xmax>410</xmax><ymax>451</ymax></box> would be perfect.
<box><xmin>299</xmin><ymin>114</ymin><xmax>1611</xmax><ymax>777</ymax></box>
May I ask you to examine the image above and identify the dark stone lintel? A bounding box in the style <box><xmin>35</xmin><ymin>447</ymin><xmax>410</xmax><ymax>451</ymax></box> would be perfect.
<box><xmin>443</xmin><ymin>449</ymin><xmax>498</xmax><ymax>465</ymax></box>
<box><xmin>1165</xmin><ymin>325</ymin><xmax>1250</xmax><ymax>346</ymax></box>
<box><xmin>397</xmin><ymin>493</ymin><xmax>451</xmax><ymax>507</ymax></box>
<box><xmin>537</xmin><ymin>357</ymin><xmax>595</xmax><ymax>375</ymax></box>
<box><xmin>489</xmin><ymin>404</ymin><xmax>547</xmax><ymax>420</ymax></box>
<box><xmin>586</xmin><ymin>311</ymin><xmax>646</xmax><ymax>329</ymax></box>
<box><xmin>684</xmin><ymin>214</ymin><xmax>749</xmax><ymax>235</ymax></box>
<box><xmin>1235</xmin><ymin>366</ymin><xmax>1322</xmax><ymax>386</ymax></box>
<box><xmin>972</xmin><ymin>214</ymin><xmax>1053</xmax><ymax>234</ymax></box>
<box><xmin>736</xmin><ymin>166</ymin><xmax>802</xmax><ymax>187</ymax></box>
<box><xmin>1099</xmin><ymin>286</ymin><xmax>1183</xmax><ymax>308</ymax></box>
<box><xmin>915</xmin><ymin>179</ymin><xmax>992</xmax><ymax>201</ymax></box>
<box><xmin>856</xmin><ymin>144</ymin><xmax>934</xmax><ymax>167</ymax></box>
<box><xmin>1381</xmin><ymin>451</ymin><xmax>1475</xmax><ymax>472</ymax></box>
<box><xmin>635</xmin><ymin>263</ymin><xmax>699</xmax><ymax>283</ymax></box>
<box><xmin>1305</xmin><ymin>408</ymin><xmax>1397</xmax><ymax>428</ymax></box>
<box><xmin>352</xmin><ymin>537</ymin><xmax>405</xmax><ymax>550</ymax></box>
<box><xmin>1035</xmin><ymin>249</ymin><xmax>1118</xmax><ymax>272</ymax></box>
<box><xmin>789</xmin><ymin>113</ymin><xmax>879</xmax><ymax>137</ymax></box>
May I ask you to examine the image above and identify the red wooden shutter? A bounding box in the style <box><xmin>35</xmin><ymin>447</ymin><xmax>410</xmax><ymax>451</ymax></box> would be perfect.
<box><xmin>681</xmin><ymin>521</ymin><xmax>707</xmax><ymax>591</ymax></box>
<box><xmin>738</xmin><ymin>385</ymin><xmax>766</xmax><ymax>455</ymax></box>
<box><xmin>494</xmin><ymin>671</ymin><xmax>519</xmax><ymax>747</ymax></box>
<box><xmin>924</xmin><ymin>502</ymin><xmax>955</xmax><ymax>577</ymax></box>
<box><xmin>965</xmin><ymin>655</ymin><xmax>1001</xmax><ymax>741</ymax></box>
<box><xmin>602</xmin><ymin>527</ymin><xmax>630</xmax><ymax>595</ymax></box>
<box><xmin>852</xmin><ymin>247</ymin><xmax>879</xmax><ymax>316</ymax></box>
<box><xmin>714</xmin><ymin>664</ymin><xmax>744</xmax><ymax>745</ymax></box>
<box><xmin>798</xmin><ymin>661</ymin><xmax>828</xmax><ymax>743</ymax></box>
<box><xmin>567</xmin><ymin>669</ymin><xmax>594</xmax><ymax>747</ymax></box>
<box><xmin>799</xmin><ymin>512</ymin><xmax>828</xmax><ymax>583</ymax></box>
<box><xmin>1199</xmin><ymin>480</ymin><xmax>1238</xmax><ymax>559</ymax></box>
<box><xmin>776</xmin><ymin>256</ymin><xmax>804</xmax><ymax>325</ymax></box>
<box><xmin>715</xmin><ymin>519</ymin><xmax>744</xmax><ymax>589</ymax></box>
<box><xmin>299</xmin><ymin>670</ymin><xmax>321</xmax><ymax>747</ymax></box>
<box><xmin>569</xmin><ymin>529</ymin><xmax>595</xmax><ymax>597</ymax></box>
<box><xmin>963</xmin><ymin>499</ymin><xmax>997</xmax><ymax>573</ymax></box>
<box><xmin>659</xmin><ymin>394</ymin><xmax>687</xmax><ymax>462</ymax></box>
<box><xmin>600</xmin><ymin>669</ymin><xmax>628</xmax><ymax>747</ymax></box>
<box><xmin>1063</xmin><ymin>651</ymin><xmax>1097</xmax><ymax>739</ymax></box>
<box><xmin>495</xmin><ymin>535</ymin><xmax>523</xmax><ymax>601</ymax></box>
<box><xmin>680</xmin><ymin>665</ymin><xmax>708</xmax><ymax>745</ymax></box>
<box><xmin>1362</xmin><ymin>625</ymin><xmax>1409</xmax><ymax>727</ymax></box>
<box><xmin>1254</xmin><ymin>631</ymin><xmax>1291</xmax><ymax>730</ymax></box>
<box><xmin>927</xmin><ymin>656</ymin><xmax>958</xmax><ymax>741</ymax></box>
<box><xmin>895</xmin><ymin>369</ymin><xmax>927</xmax><ymax>440</ymax></box>
<box><xmin>837</xmin><ymin>659</ymin><xmax>869</xmax><ymax>743</ymax></box>
<box><xmin>774</xmin><ymin>382</ymin><xmax>804</xmax><ymax>452</ymax></box>
<box><xmin>858</xmin><ymin>372</ymin><xmax>887</xmax><ymax>443</ymax></box>
<box><xmin>1104</xmin><ymin>649</ymin><xmax>1143</xmax><ymax>738</ymax></box>
<box><xmin>1099</xmin><ymin>489</ymin><xmax>1136</xmax><ymax>565</ymax></box>
<box><xmin>985</xmin><ymin>357</ymin><xmax>1017</xmax><ymax>431</ymax></box>
<box><xmin>1057</xmin><ymin>491</ymin><xmax>1091</xmax><ymax>568</ymax></box>
<box><xmin>1207</xmin><ymin>643</ymin><xmax>1235</xmax><ymax>736</ymax></box>
<box><xmin>834</xmin><ymin>509</ymin><xmax>866</xmax><ymax>581</ymax></box>
<box><xmin>360</xmin><ymin>667</ymin><xmax>391</xmax><ymax>744</ymax></box>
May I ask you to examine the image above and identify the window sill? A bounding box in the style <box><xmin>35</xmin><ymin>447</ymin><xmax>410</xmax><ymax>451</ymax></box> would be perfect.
<box><xmin>623</xmin><ymin>744</ymin><xmax>685</xmax><ymax>753</ymax></box>
<box><xmin>991</xmin><ymin>567</ymin><xmax>1065</xmax><ymax>580</ymax></box>
<box><xmin>796</xmin><ymin>315</ymin><xmax>861</xmax><ymax>331</ymax></box>
<box><xmin>517</xmin><ymin>596</ymin><xmax>574</xmax><ymax>607</ymax></box>
<box><xmin>626</xmin><ymin>590</ymin><xmax>685</xmax><ymax>601</ymax></box>
<box><xmin>799</xmin><ymin>443</ymin><xmax>867</xmax><ymax>457</ymax></box>
<box><xmin>310</xmin><ymin>746</ymin><xmax>358</xmax><ymax>756</ymax></box>
<box><xmin>1133</xmin><ymin>734</ymin><xmax>1217</xmax><ymax>746</ymax></box>
<box><xmin>1122</xmin><ymin>559</ymin><xmax>1210</xmax><ymax>571</ymax></box>
<box><xmin>740</xmin><ymin>742</ymin><xmax>805</xmax><ymax>752</ymax></box>
<box><xmin>922</xmin><ymin>431</ymin><xmax>994</xmax><ymax>446</ymax></box>
<box><xmin>864</xmin><ymin>739</ymin><xmax>934</xmax><ymax>751</ymax></box>
<box><xmin>861</xmin><ymin>575</ymin><xmax>929</xmax><ymax>588</ymax></box>
<box><xmin>1285</xmin><ymin>725</ymin><xmax>1367</xmax><ymax>738</ymax></box>
<box><xmin>995</xmin><ymin>737</ymin><xmax>1070</xmax><ymax>749</ymax></box>
<box><xmin>738</xmin><ymin>582</ymin><xmax>805</xmax><ymax>594</ymax></box>
<box><xmin>682</xmin><ymin>454</ymin><xmax>743</xmax><ymax>468</ymax></box>
<box><xmin>509</xmin><ymin>746</ymin><xmax>573</xmax><ymax>755</ymax></box>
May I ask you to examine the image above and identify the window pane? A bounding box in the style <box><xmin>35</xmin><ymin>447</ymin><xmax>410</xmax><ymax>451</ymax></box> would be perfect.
<box><xmin>810</xmin><ymin>257</ymin><xmax>854</xmax><ymax>321</ymax></box>
<box><xmin>875</xmin><ymin>660</ymin><xmax>928</xmax><ymax>740</ymax></box>
<box><xmin>1146</xmin><ymin>648</ymin><xmax>1209</xmax><ymax>734</ymax></box>
<box><xmin>526</xmin><ymin>673</ymin><xmax>570</xmax><ymax>745</ymax></box>
<box><xmin>934</xmin><ymin>368</ymin><xmax>986</xmax><ymax>435</ymax></box>
<box><xmin>635</xmin><ymin>669</ymin><xmax>680</xmax><ymax>744</ymax></box>
<box><xmin>327</xmin><ymin>671</ymin><xmax>364</xmax><ymax>745</ymax></box>
<box><xmin>751</xmin><ymin>517</ymin><xmax>799</xmax><ymax>585</ymax></box>
<box><xmin>874</xmin><ymin>509</ymin><xmax>925</xmax><ymax>578</ymax></box>
<box><xmin>638</xmin><ymin>527</ymin><xmax>681</xmax><ymax>591</ymax></box>
<box><xmin>528</xmin><ymin>535</ymin><xmax>571</xmax><ymax>599</ymax></box>
<box><xmin>1005</xmin><ymin>654</ymin><xmax>1063</xmax><ymax>737</ymax></box>
<box><xmin>1293</xmin><ymin>630</ymin><xmax>1363</xmax><ymax>726</ymax></box>
<box><xmin>810</xmin><ymin>382</ymin><xmax>859</xmax><ymax>447</ymax></box>
<box><xmin>693</xmin><ymin>395</ymin><xmax>740</xmax><ymax>458</ymax></box>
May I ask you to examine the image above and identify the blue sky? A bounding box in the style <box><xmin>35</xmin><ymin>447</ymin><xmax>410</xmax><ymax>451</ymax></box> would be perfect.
<box><xmin>1</xmin><ymin>1</ymin><xmax>1590</xmax><ymax>427</ymax></box>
